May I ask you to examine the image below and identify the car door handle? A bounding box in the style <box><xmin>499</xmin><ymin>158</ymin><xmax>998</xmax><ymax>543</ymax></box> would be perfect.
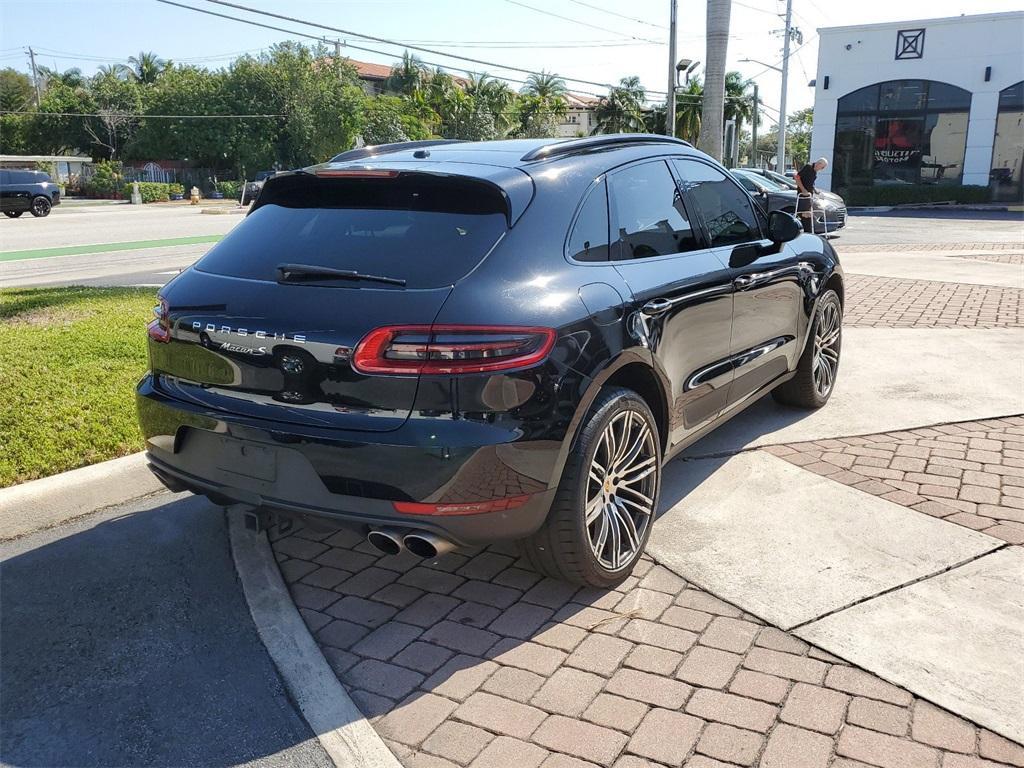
<box><xmin>733</xmin><ymin>275</ymin><xmax>756</xmax><ymax>289</ymax></box>
<box><xmin>642</xmin><ymin>298</ymin><xmax>673</xmax><ymax>316</ymax></box>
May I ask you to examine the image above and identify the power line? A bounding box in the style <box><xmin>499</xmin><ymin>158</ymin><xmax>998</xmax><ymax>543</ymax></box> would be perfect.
<box><xmin>152</xmin><ymin>0</ymin><xmax>616</xmax><ymax>99</ymax></box>
<box><xmin>501</xmin><ymin>0</ymin><xmax>663</xmax><ymax>44</ymax></box>
<box><xmin>733</xmin><ymin>0</ymin><xmax>780</xmax><ymax>16</ymax></box>
<box><xmin>746</xmin><ymin>33</ymin><xmax>817</xmax><ymax>81</ymax></box>
<box><xmin>564</xmin><ymin>0</ymin><xmax>667</xmax><ymax>31</ymax></box>
<box><xmin>3</xmin><ymin>110</ymin><xmax>284</xmax><ymax>118</ymax></box>
<box><xmin>183</xmin><ymin>0</ymin><xmax>666</xmax><ymax>94</ymax></box>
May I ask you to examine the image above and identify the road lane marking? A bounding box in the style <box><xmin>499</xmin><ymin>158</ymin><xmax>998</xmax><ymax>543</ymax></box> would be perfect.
<box><xmin>0</xmin><ymin>234</ymin><xmax>223</xmax><ymax>262</ymax></box>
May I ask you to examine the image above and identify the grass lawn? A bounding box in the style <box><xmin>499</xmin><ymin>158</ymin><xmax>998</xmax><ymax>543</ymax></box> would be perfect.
<box><xmin>0</xmin><ymin>286</ymin><xmax>156</xmax><ymax>487</ymax></box>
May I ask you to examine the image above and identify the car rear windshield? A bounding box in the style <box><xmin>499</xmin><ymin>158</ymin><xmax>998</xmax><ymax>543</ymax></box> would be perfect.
<box><xmin>194</xmin><ymin>172</ymin><xmax>509</xmax><ymax>289</ymax></box>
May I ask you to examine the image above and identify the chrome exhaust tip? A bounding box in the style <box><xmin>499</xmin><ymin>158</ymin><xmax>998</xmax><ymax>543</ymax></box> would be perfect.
<box><xmin>366</xmin><ymin>528</ymin><xmax>404</xmax><ymax>556</ymax></box>
<box><xmin>403</xmin><ymin>532</ymin><xmax>456</xmax><ymax>559</ymax></box>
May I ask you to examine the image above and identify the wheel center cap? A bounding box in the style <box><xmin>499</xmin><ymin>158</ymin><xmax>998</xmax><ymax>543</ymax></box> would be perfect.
<box><xmin>604</xmin><ymin>478</ymin><xmax>614</xmax><ymax>494</ymax></box>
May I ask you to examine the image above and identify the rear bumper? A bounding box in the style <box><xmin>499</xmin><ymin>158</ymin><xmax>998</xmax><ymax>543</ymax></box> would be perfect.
<box><xmin>137</xmin><ymin>375</ymin><xmax>560</xmax><ymax>544</ymax></box>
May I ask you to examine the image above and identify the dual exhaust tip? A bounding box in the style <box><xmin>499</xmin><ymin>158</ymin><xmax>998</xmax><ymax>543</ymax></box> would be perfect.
<box><xmin>366</xmin><ymin>528</ymin><xmax>455</xmax><ymax>559</ymax></box>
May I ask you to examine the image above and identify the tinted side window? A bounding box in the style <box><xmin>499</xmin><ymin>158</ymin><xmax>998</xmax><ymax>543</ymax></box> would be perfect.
<box><xmin>608</xmin><ymin>161</ymin><xmax>700</xmax><ymax>260</ymax></box>
<box><xmin>674</xmin><ymin>160</ymin><xmax>761</xmax><ymax>247</ymax></box>
<box><xmin>734</xmin><ymin>174</ymin><xmax>759</xmax><ymax>193</ymax></box>
<box><xmin>567</xmin><ymin>179</ymin><xmax>610</xmax><ymax>262</ymax></box>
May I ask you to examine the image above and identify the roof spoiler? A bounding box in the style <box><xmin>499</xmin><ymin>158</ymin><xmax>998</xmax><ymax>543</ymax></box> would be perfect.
<box><xmin>329</xmin><ymin>139</ymin><xmax>467</xmax><ymax>163</ymax></box>
<box><xmin>521</xmin><ymin>134</ymin><xmax>692</xmax><ymax>162</ymax></box>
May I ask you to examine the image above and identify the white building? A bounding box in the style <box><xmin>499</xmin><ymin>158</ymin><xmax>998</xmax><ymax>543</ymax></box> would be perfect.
<box><xmin>809</xmin><ymin>11</ymin><xmax>1024</xmax><ymax>201</ymax></box>
<box><xmin>557</xmin><ymin>93</ymin><xmax>601</xmax><ymax>137</ymax></box>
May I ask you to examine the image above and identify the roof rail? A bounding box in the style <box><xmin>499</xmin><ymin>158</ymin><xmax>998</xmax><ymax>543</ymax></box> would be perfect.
<box><xmin>329</xmin><ymin>139</ymin><xmax>466</xmax><ymax>164</ymax></box>
<box><xmin>520</xmin><ymin>134</ymin><xmax>692</xmax><ymax>162</ymax></box>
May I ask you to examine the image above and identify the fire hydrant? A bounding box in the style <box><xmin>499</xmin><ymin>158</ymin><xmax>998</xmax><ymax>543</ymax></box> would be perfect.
<box><xmin>190</xmin><ymin>186</ymin><xmax>200</xmax><ymax>205</ymax></box>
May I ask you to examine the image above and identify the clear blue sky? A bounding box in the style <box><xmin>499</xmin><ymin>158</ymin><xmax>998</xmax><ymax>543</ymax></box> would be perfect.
<box><xmin>2</xmin><ymin>0</ymin><xmax>1021</xmax><ymax>123</ymax></box>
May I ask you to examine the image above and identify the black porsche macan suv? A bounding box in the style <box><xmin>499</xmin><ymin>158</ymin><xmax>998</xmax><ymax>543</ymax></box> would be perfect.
<box><xmin>137</xmin><ymin>134</ymin><xmax>843</xmax><ymax>587</ymax></box>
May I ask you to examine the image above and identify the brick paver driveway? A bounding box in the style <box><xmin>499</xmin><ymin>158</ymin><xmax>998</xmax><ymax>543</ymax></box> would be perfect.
<box><xmin>269</xmin><ymin>240</ymin><xmax>1024</xmax><ymax>767</ymax></box>
<box><xmin>272</xmin><ymin>525</ymin><xmax>1023</xmax><ymax>768</ymax></box>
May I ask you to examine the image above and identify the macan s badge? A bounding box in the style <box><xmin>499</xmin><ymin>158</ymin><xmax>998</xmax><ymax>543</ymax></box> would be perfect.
<box><xmin>191</xmin><ymin>321</ymin><xmax>307</xmax><ymax>356</ymax></box>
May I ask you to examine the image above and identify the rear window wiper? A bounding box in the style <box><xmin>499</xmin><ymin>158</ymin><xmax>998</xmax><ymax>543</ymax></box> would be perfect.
<box><xmin>276</xmin><ymin>263</ymin><xmax>407</xmax><ymax>287</ymax></box>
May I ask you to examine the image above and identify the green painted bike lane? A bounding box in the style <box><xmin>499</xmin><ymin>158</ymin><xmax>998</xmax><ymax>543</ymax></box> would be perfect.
<box><xmin>0</xmin><ymin>234</ymin><xmax>223</xmax><ymax>263</ymax></box>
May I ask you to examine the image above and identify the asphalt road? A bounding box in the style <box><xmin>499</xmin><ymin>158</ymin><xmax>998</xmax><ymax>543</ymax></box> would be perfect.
<box><xmin>1</xmin><ymin>205</ymin><xmax>1021</xmax><ymax>290</ymax></box>
<box><xmin>0</xmin><ymin>493</ymin><xmax>331</xmax><ymax>768</ymax></box>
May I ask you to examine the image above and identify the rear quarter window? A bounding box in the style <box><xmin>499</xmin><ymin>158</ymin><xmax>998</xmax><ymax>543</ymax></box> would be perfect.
<box><xmin>195</xmin><ymin>173</ymin><xmax>509</xmax><ymax>289</ymax></box>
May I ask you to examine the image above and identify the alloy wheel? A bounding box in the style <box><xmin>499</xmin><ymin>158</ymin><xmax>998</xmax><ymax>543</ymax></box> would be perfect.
<box><xmin>31</xmin><ymin>198</ymin><xmax>50</xmax><ymax>217</ymax></box>
<box><xmin>585</xmin><ymin>409</ymin><xmax>658</xmax><ymax>571</ymax></box>
<box><xmin>812</xmin><ymin>299</ymin><xmax>841</xmax><ymax>398</ymax></box>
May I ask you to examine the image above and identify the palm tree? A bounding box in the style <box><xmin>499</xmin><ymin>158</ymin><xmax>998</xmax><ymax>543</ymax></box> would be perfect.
<box><xmin>698</xmin><ymin>0</ymin><xmax>731</xmax><ymax>160</ymax></box>
<box><xmin>466</xmin><ymin>74</ymin><xmax>516</xmax><ymax>134</ymax></box>
<box><xmin>724</xmin><ymin>71</ymin><xmax>757</xmax><ymax>143</ymax></box>
<box><xmin>674</xmin><ymin>79</ymin><xmax>704</xmax><ymax>143</ymax></box>
<box><xmin>385</xmin><ymin>52</ymin><xmax>427</xmax><ymax>97</ymax></box>
<box><xmin>522</xmin><ymin>71</ymin><xmax>567</xmax><ymax>102</ymax></box>
<box><xmin>592</xmin><ymin>76</ymin><xmax>646</xmax><ymax>134</ymax></box>
<box><xmin>127</xmin><ymin>51</ymin><xmax>167</xmax><ymax>85</ymax></box>
<box><xmin>37</xmin><ymin>66</ymin><xmax>86</xmax><ymax>90</ymax></box>
<box><xmin>96</xmin><ymin>63</ymin><xmax>129</xmax><ymax>79</ymax></box>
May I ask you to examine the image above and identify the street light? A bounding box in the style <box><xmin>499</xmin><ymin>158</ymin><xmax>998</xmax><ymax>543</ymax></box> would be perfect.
<box><xmin>676</xmin><ymin>59</ymin><xmax>700</xmax><ymax>88</ymax></box>
<box><xmin>739</xmin><ymin>57</ymin><xmax>782</xmax><ymax>73</ymax></box>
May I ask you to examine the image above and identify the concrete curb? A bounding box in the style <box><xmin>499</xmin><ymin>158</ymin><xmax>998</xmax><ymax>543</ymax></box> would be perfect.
<box><xmin>0</xmin><ymin>452</ymin><xmax>164</xmax><ymax>541</ymax></box>
<box><xmin>227</xmin><ymin>508</ymin><xmax>402</xmax><ymax>768</ymax></box>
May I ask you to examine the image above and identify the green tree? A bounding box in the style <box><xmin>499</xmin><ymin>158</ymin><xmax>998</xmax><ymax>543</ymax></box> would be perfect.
<box><xmin>128</xmin><ymin>65</ymin><xmax>233</xmax><ymax>166</ymax></box>
<box><xmin>85</xmin><ymin>72</ymin><xmax>143</xmax><ymax>158</ymax></box>
<box><xmin>592</xmin><ymin>76</ymin><xmax>646</xmax><ymax>135</ymax></box>
<box><xmin>465</xmin><ymin>73</ymin><xmax>515</xmax><ymax>135</ymax></box>
<box><xmin>26</xmin><ymin>80</ymin><xmax>95</xmax><ymax>154</ymax></box>
<box><xmin>384</xmin><ymin>52</ymin><xmax>428</xmax><ymax>97</ymax></box>
<box><xmin>128</xmin><ymin>52</ymin><xmax>168</xmax><ymax>85</ymax></box>
<box><xmin>786</xmin><ymin>107</ymin><xmax>813</xmax><ymax>167</ymax></box>
<box><xmin>223</xmin><ymin>43</ymin><xmax>363</xmax><ymax>171</ymax></box>
<box><xmin>0</xmin><ymin>68</ymin><xmax>34</xmax><ymax>112</ymax></box>
<box><xmin>515</xmin><ymin>72</ymin><xmax>568</xmax><ymax>138</ymax></box>
<box><xmin>37</xmin><ymin>66</ymin><xmax>86</xmax><ymax>90</ymax></box>
<box><xmin>362</xmin><ymin>96</ymin><xmax>409</xmax><ymax>144</ymax></box>
<box><xmin>724</xmin><ymin>71</ymin><xmax>757</xmax><ymax>143</ymax></box>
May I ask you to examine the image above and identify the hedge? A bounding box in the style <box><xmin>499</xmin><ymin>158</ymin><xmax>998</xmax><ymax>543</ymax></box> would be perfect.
<box><xmin>121</xmin><ymin>182</ymin><xmax>171</xmax><ymax>203</ymax></box>
<box><xmin>841</xmin><ymin>184</ymin><xmax>991</xmax><ymax>207</ymax></box>
<box><xmin>215</xmin><ymin>180</ymin><xmax>241</xmax><ymax>199</ymax></box>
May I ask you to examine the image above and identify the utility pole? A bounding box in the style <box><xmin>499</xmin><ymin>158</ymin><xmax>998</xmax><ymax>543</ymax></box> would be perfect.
<box><xmin>775</xmin><ymin>0</ymin><xmax>793</xmax><ymax>173</ymax></box>
<box><xmin>27</xmin><ymin>47</ymin><xmax>41</xmax><ymax>107</ymax></box>
<box><xmin>666</xmin><ymin>0</ymin><xmax>677</xmax><ymax>137</ymax></box>
<box><xmin>751</xmin><ymin>83</ymin><xmax>759</xmax><ymax>166</ymax></box>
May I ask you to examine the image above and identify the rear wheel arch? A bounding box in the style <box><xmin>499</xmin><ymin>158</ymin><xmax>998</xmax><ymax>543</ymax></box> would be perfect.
<box><xmin>824</xmin><ymin>272</ymin><xmax>844</xmax><ymax>307</ymax></box>
<box><xmin>602</xmin><ymin>362</ymin><xmax>669</xmax><ymax>454</ymax></box>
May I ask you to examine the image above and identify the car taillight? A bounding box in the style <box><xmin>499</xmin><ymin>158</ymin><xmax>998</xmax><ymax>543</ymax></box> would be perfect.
<box><xmin>392</xmin><ymin>494</ymin><xmax>533</xmax><ymax>516</ymax></box>
<box><xmin>353</xmin><ymin>325</ymin><xmax>556</xmax><ymax>376</ymax></box>
<box><xmin>147</xmin><ymin>297</ymin><xmax>170</xmax><ymax>343</ymax></box>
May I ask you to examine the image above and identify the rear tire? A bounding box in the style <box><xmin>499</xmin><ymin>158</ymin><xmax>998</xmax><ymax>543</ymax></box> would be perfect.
<box><xmin>773</xmin><ymin>288</ymin><xmax>842</xmax><ymax>409</ymax></box>
<box><xmin>520</xmin><ymin>386</ymin><xmax>661</xmax><ymax>587</ymax></box>
<box><xmin>3</xmin><ymin>211</ymin><xmax>23</xmax><ymax>218</ymax></box>
<box><xmin>30</xmin><ymin>196</ymin><xmax>51</xmax><ymax>217</ymax></box>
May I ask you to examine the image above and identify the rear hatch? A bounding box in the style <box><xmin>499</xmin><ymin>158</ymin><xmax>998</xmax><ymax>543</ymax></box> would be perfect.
<box><xmin>151</xmin><ymin>168</ymin><xmax>512</xmax><ymax>432</ymax></box>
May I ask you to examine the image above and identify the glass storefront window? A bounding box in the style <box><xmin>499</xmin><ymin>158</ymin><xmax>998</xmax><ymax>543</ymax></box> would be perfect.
<box><xmin>923</xmin><ymin>113</ymin><xmax>968</xmax><ymax>184</ymax></box>
<box><xmin>834</xmin><ymin>79</ymin><xmax>971</xmax><ymax>192</ymax></box>
<box><xmin>879</xmin><ymin>80</ymin><xmax>927</xmax><ymax>111</ymax></box>
<box><xmin>833</xmin><ymin>115</ymin><xmax>875</xmax><ymax>190</ymax></box>
<box><xmin>839</xmin><ymin>84</ymin><xmax>880</xmax><ymax>113</ymax></box>
<box><xmin>874</xmin><ymin>117</ymin><xmax>924</xmax><ymax>183</ymax></box>
<box><xmin>991</xmin><ymin>81</ymin><xmax>1024</xmax><ymax>202</ymax></box>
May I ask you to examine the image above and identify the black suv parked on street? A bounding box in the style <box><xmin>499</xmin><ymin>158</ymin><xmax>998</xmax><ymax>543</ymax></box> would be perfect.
<box><xmin>137</xmin><ymin>135</ymin><xmax>843</xmax><ymax>586</ymax></box>
<box><xmin>0</xmin><ymin>169</ymin><xmax>61</xmax><ymax>218</ymax></box>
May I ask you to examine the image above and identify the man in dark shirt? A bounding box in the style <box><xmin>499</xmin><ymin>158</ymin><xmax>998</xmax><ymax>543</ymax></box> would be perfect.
<box><xmin>795</xmin><ymin>157</ymin><xmax>829</xmax><ymax>232</ymax></box>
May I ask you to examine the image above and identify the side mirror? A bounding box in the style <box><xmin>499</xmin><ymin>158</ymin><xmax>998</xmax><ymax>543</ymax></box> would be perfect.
<box><xmin>767</xmin><ymin>210</ymin><xmax>802</xmax><ymax>243</ymax></box>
